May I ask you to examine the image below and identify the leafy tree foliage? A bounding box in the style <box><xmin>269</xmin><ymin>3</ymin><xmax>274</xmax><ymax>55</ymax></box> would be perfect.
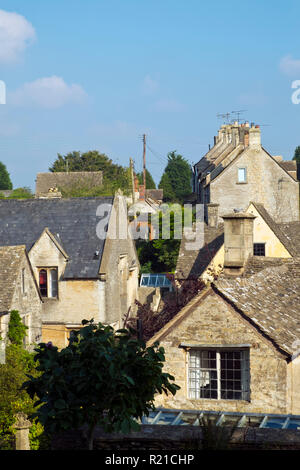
<box><xmin>136</xmin><ymin>205</ymin><xmax>193</xmax><ymax>273</ymax></box>
<box><xmin>23</xmin><ymin>320</ymin><xmax>179</xmax><ymax>450</ymax></box>
<box><xmin>49</xmin><ymin>150</ymin><xmax>131</xmax><ymax>196</ymax></box>
<box><xmin>8</xmin><ymin>187</ymin><xmax>33</xmax><ymax>199</ymax></box>
<box><xmin>293</xmin><ymin>146</ymin><xmax>300</xmax><ymax>163</ymax></box>
<box><xmin>0</xmin><ymin>162</ymin><xmax>12</xmax><ymax>190</ymax></box>
<box><xmin>137</xmin><ymin>169</ymin><xmax>156</xmax><ymax>189</ymax></box>
<box><xmin>8</xmin><ymin>310</ymin><xmax>28</xmax><ymax>346</ymax></box>
<box><xmin>159</xmin><ymin>151</ymin><xmax>192</xmax><ymax>203</ymax></box>
<box><xmin>158</xmin><ymin>172</ymin><xmax>176</xmax><ymax>202</ymax></box>
<box><xmin>0</xmin><ymin>311</ymin><xmax>45</xmax><ymax>450</ymax></box>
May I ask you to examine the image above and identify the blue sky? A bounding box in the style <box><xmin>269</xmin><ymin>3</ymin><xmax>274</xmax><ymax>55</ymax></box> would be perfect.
<box><xmin>1</xmin><ymin>0</ymin><xmax>300</xmax><ymax>189</ymax></box>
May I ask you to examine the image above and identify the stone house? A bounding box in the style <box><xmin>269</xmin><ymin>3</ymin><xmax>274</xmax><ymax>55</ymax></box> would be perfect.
<box><xmin>175</xmin><ymin>201</ymin><xmax>300</xmax><ymax>284</ymax></box>
<box><xmin>35</xmin><ymin>171</ymin><xmax>103</xmax><ymax>198</ymax></box>
<box><xmin>0</xmin><ymin>194</ymin><xmax>139</xmax><ymax>349</ymax></box>
<box><xmin>193</xmin><ymin>122</ymin><xmax>299</xmax><ymax>223</ymax></box>
<box><xmin>0</xmin><ymin>245</ymin><xmax>42</xmax><ymax>361</ymax></box>
<box><xmin>149</xmin><ymin>213</ymin><xmax>300</xmax><ymax>415</ymax></box>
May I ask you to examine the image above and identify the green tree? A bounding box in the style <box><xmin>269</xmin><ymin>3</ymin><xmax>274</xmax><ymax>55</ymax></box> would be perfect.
<box><xmin>293</xmin><ymin>146</ymin><xmax>300</xmax><ymax>163</ymax></box>
<box><xmin>159</xmin><ymin>151</ymin><xmax>192</xmax><ymax>203</ymax></box>
<box><xmin>7</xmin><ymin>310</ymin><xmax>28</xmax><ymax>346</ymax></box>
<box><xmin>158</xmin><ymin>172</ymin><xmax>176</xmax><ymax>202</ymax></box>
<box><xmin>49</xmin><ymin>150</ymin><xmax>131</xmax><ymax>196</ymax></box>
<box><xmin>8</xmin><ymin>187</ymin><xmax>33</xmax><ymax>199</ymax></box>
<box><xmin>137</xmin><ymin>169</ymin><xmax>156</xmax><ymax>189</ymax></box>
<box><xmin>0</xmin><ymin>311</ymin><xmax>45</xmax><ymax>450</ymax></box>
<box><xmin>0</xmin><ymin>162</ymin><xmax>13</xmax><ymax>190</ymax></box>
<box><xmin>135</xmin><ymin>204</ymin><xmax>193</xmax><ymax>273</ymax></box>
<box><xmin>23</xmin><ymin>320</ymin><xmax>179</xmax><ymax>450</ymax></box>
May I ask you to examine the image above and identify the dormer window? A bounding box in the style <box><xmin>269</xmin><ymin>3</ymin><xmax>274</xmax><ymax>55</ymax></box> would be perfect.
<box><xmin>38</xmin><ymin>268</ymin><xmax>58</xmax><ymax>298</ymax></box>
<box><xmin>237</xmin><ymin>168</ymin><xmax>247</xmax><ymax>183</ymax></box>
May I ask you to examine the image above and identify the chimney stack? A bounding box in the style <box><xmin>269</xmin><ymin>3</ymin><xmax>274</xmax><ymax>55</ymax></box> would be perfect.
<box><xmin>206</xmin><ymin>203</ymin><xmax>219</xmax><ymax>228</ymax></box>
<box><xmin>249</xmin><ymin>124</ymin><xmax>261</xmax><ymax>147</ymax></box>
<box><xmin>222</xmin><ymin>212</ymin><xmax>256</xmax><ymax>276</ymax></box>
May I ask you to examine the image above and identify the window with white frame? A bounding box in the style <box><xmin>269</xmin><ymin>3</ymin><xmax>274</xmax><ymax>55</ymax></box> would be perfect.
<box><xmin>188</xmin><ymin>348</ymin><xmax>250</xmax><ymax>401</ymax></box>
<box><xmin>38</xmin><ymin>267</ymin><xmax>58</xmax><ymax>298</ymax></box>
<box><xmin>237</xmin><ymin>167</ymin><xmax>247</xmax><ymax>183</ymax></box>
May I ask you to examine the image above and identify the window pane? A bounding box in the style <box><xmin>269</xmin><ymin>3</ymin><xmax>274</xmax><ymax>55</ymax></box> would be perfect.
<box><xmin>39</xmin><ymin>270</ymin><xmax>47</xmax><ymax>297</ymax></box>
<box><xmin>253</xmin><ymin>243</ymin><xmax>265</xmax><ymax>256</ymax></box>
<box><xmin>238</xmin><ymin>168</ymin><xmax>246</xmax><ymax>182</ymax></box>
<box><xmin>50</xmin><ymin>269</ymin><xmax>58</xmax><ymax>297</ymax></box>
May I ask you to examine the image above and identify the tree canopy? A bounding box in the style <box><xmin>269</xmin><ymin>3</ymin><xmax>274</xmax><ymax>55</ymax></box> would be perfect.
<box><xmin>293</xmin><ymin>146</ymin><xmax>300</xmax><ymax>163</ymax></box>
<box><xmin>0</xmin><ymin>162</ymin><xmax>12</xmax><ymax>190</ymax></box>
<box><xmin>0</xmin><ymin>311</ymin><xmax>45</xmax><ymax>450</ymax></box>
<box><xmin>159</xmin><ymin>151</ymin><xmax>192</xmax><ymax>203</ymax></box>
<box><xmin>23</xmin><ymin>320</ymin><xmax>179</xmax><ymax>450</ymax></box>
<box><xmin>49</xmin><ymin>150</ymin><xmax>131</xmax><ymax>196</ymax></box>
<box><xmin>137</xmin><ymin>169</ymin><xmax>156</xmax><ymax>189</ymax></box>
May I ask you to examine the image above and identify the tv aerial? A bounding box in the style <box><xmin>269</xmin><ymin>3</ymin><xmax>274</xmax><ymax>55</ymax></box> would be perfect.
<box><xmin>216</xmin><ymin>112</ymin><xmax>231</xmax><ymax>124</ymax></box>
<box><xmin>231</xmin><ymin>110</ymin><xmax>247</xmax><ymax>124</ymax></box>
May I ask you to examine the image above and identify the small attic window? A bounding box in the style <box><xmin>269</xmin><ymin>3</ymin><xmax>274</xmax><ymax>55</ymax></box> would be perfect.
<box><xmin>237</xmin><ymin>168</ymin><xmax>247</xmax><ymax>183</ymax></box>
<box><xmin>253</xmin><ymin>243</ymin><xmax>265</xmax><ymax>256</ymax></box>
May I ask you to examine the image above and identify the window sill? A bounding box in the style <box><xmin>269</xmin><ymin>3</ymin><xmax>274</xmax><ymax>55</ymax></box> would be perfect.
<box><xmin>42</xmin><ymin>297</ymin><xmax>59</xmax><ymax>302</ymax></box>
<box><xmin>236</xmin><ymin>182</ymin><xmax>248</xmax><ymax>185</ymax></box>
<box><xmin>188</xmin><ymin>398</ymin><xmax>250</xmax><ymax>404</ymax></box>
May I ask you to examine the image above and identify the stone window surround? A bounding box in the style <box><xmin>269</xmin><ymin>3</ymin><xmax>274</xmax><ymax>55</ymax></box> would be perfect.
<box><xmin>184</xmin><ymin>345</ymin><xmax>250</xmax><ymax>402</ymax></box>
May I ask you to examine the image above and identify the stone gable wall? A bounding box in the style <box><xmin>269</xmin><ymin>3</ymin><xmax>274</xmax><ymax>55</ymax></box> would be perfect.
<box><xmin>210</xmin><ymin>148</ymin><xmax>299</xmax><ymax>223</ymax></box>
<box><xmin>153</xmin><ymin>291</ymin><xmax>288</xmax><ymax>414</ymax></box>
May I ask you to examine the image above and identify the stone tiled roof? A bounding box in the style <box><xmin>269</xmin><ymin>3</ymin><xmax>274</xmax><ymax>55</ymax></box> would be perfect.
<box><xmin>278</xmin><ymin>160</ymin><xmax>297</xmax><ymax>179</ymax></box>
<box><xmin>278</xmin><ymin>221</ymin><xmax>300</xmax><ymax>254</ymax></box>
<box><xmin>0</xmin><ymin>245</ymin><xmax>26</xmax><ymax>312</ymax></box>
<box><xmin>175</xmin><ymin>223</ymin><xmax>224</xmax><ymax>279</ymax></box>
<box><xmin>0</xmin><ymin>197</ymin><xmax>114</xmax><ymax>279</ymax></box>
<box><xmin>214</xmin><ymin>258</ymin><xmax>300</xmax><ymax>356</ymax></box>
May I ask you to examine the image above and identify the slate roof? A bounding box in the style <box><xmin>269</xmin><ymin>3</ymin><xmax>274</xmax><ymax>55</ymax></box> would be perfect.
<box><xmin>0</xmin><ymin>197</ymin><xmax>113</xmax><ymax>279</ymax></box>
<box><xmin>0</xmin><ymin>245</ymin><xmax>26</xmax><ymax>312</ymax></box>
<box><xmin>214</xmin><ymin>257</ymin><xmax>300</xmax><ymax>357</ymax></box>
<box><xmin>175</xmin><ymin>223</ymin><xmax>224</xmax><ymax>279</ymax></box>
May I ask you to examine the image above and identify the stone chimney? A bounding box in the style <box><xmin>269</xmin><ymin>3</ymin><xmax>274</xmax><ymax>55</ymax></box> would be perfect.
<box><xmin>207</xmin><ymin>203</ymin><xmax>219</xmax><ymax>228</ymax></box>
<box><xmin>248</xmin><ymin>124</ymin><xmax>261</xmax><ymax>147</ymax></box>
<box><xmin>222</xmin><ymin>212</ymin><xmax>256</xmax><ymax>276</ymax></box>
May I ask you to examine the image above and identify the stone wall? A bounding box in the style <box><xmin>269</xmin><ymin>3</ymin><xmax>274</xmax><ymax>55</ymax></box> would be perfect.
<box><xmin>11</xmin><ymin>253</ymin><xmax>42</xmax><ymax>346</ymax></box>
<box><xmin>210</xmin><ymin>147</ymin><xmax>299</xmax><ymax>223</ymax></box>
<box><xmin>50</xmin><ymin>425</ymin><xmax>300</xmax><ymax>451</ymax></box>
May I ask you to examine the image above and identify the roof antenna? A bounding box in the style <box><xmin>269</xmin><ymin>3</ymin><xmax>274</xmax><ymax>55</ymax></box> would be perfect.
<box><xmin>231</xmin><ymin>110</ymin><xmax>247</xmax><ymax>124</ymax></box>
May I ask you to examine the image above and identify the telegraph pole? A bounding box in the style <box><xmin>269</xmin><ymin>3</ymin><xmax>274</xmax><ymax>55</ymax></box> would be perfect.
<box><xmin>143</xmin><ymin>134</ymin><xmax>146</xmax><ymax>191</ymax></box>
<box><xmin>129</xmin><ymin>157</ymin><xmax>135</xmax><ymax>203</ymax></box>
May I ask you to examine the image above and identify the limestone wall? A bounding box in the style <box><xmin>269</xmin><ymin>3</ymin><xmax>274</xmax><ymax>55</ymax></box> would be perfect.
<box><xmin>210</xmin><ymin>147</ymin><xmax>299</xmax><ymax>223</ymax></box>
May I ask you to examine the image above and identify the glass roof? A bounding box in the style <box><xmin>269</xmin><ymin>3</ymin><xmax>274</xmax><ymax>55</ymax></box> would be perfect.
<box><xmin>141</xmin><ymin>408</ymin><xmax>300</xmax><ymax>430</ymax></box>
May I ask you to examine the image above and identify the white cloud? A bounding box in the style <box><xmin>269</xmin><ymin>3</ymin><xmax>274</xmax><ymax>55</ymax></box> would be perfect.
<box><xmin>151</xmin><ymin>98</ymin><xmax>185</xmax><ymax>112</ymax></box>
<box><xmin>0</xmin><ymin>9</ymin><xmax>36</xmax><ymax>63</ymax></box>
<box><xmin>279</xmin><ymin>55</ymin><xmax>300</xmax><ymax>76</ymax></box>
<box><xmin>9</xmin><ymin>76</ymin><xmax>88</xmax><ymax>108</ymax></box>
<box><xmin>141</xmin><ymin>75</ymin><xmax>159</xmax><ymax>95</ymax></box>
